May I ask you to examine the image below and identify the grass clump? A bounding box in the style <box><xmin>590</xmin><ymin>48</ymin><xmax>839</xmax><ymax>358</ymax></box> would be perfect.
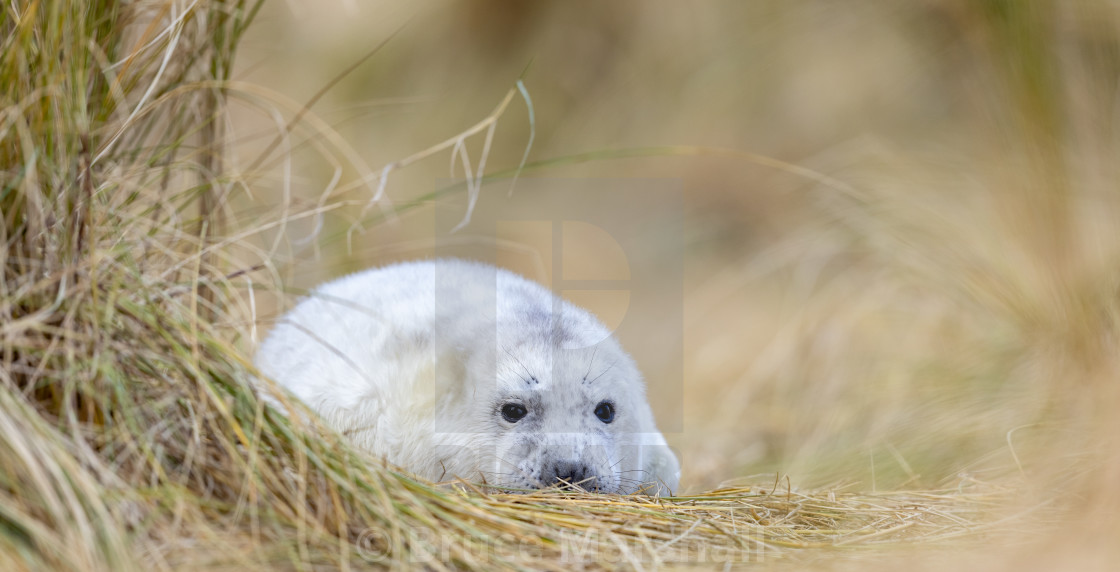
<box><xmin>0</xmin><ymin>1</ymin><xmax>1040</xmax><ymax>570</ymax></box>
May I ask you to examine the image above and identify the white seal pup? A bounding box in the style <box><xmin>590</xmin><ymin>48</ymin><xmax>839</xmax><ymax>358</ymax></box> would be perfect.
<box><xmin>254</xmin><ymin>258</ymin><xmax>679</xmax><ymax>495</ymax></box>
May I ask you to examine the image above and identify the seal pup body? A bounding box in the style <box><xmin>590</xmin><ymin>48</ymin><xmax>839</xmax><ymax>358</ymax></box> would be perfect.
<box><xmin>255</xmin><ymin>258</ymin><xmax>679</xmax><ymax>494</ymax></box>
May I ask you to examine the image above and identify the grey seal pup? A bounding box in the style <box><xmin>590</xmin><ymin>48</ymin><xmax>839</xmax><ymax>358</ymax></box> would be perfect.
<box><xmin>255</xmin><ymin>258</ymin><xmax>679</xmax><ymax>495</ymax></box>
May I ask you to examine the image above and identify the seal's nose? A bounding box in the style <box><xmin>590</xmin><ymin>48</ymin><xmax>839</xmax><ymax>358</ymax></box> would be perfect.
<box><xmin>549</xmin><ymin>461</ymin><xmax>596</xmax><ymax>490</ymax></box>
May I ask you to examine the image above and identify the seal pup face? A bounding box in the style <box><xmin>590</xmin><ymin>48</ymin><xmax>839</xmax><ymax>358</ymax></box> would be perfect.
<box><xmin>483</xmin><ymin>338</ymin><xmax>649</xmax><ymax>494</ymax></box>
<box><xmin>439</xmin><ymin>281</ymin><xmax>681</xmax><ymax>496</ymax></box>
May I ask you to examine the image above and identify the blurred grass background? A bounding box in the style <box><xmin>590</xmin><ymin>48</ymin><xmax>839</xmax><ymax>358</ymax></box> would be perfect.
<box><xmin>5</xmin><ymin>0</ymin><xmax>1120</xmax><ymax>568</ymax></box>
<box><xmin>240</xmin><ymin>0</ymin><xmax>1120</xmax><ymax>495</ymax></box>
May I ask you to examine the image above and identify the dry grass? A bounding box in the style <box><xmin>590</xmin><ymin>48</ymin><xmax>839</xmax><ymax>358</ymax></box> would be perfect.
<box><xmin>3</xmin><ymin>0</ymin><xmax>1119</xmax><ymax>570</ymax></box>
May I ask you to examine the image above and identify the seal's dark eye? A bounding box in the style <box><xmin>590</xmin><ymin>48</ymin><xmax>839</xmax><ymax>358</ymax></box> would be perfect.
<box><xmin>594</xmin><ymin>401</ymin><xmax>615</xmax><ymax>424</ymax></box>
<box><xmin>500</xmin><ymin>403</ymin><xmax>527</xmax><ymax>423</ymax></box>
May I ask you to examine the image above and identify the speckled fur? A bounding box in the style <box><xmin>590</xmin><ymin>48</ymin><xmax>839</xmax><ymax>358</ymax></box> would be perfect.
<box><xmin>254</xmin><ymin>258</ymin><xmax>680</xmax><ymax>494</ymax></box>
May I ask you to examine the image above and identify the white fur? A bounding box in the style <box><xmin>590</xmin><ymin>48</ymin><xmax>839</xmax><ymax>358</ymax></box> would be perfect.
<box><xmin>254</xmin><ymin>258</ymin><xmax>679</xmax><ymax>494</ymax></box>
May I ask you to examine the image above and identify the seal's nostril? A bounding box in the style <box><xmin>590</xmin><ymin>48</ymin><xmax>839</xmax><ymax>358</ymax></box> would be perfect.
<box><xmin>552</xmin><ymin>461</ymin><xmax>594</xmax><ymax>489</ymax></box>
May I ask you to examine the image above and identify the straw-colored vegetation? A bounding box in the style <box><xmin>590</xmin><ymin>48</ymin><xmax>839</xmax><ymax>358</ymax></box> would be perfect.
<box><xmin>3</xmin><ymin>0</ymin><xmax>1119</xmax><ymax>570</ymax></box>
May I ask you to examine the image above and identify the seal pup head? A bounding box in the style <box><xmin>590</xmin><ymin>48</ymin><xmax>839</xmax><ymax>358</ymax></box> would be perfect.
<box><xmin>439</xmin><ymin>276</ymin><xmax>679</xmax><ymax>495</ymax></box>
<box><xmin>485</xmin><ymin>339</ymin><xmax>677</xmax><ymax>495</ymax></box>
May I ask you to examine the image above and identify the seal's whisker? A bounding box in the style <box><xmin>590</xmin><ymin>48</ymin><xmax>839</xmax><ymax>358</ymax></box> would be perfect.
<box><xmin>586</xmin><ymin>360</ymin><xmax>616</xmax><ymax>385</ymax></box>
<box><xmin>582</xmin><ymin>345</ymin><xmax>599</xmax><ymax>381</ymax></box>
<box><xmin>502</xmin><ymin>345</ymin><xmax>537</xmax><ymax>385</ymax></box>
